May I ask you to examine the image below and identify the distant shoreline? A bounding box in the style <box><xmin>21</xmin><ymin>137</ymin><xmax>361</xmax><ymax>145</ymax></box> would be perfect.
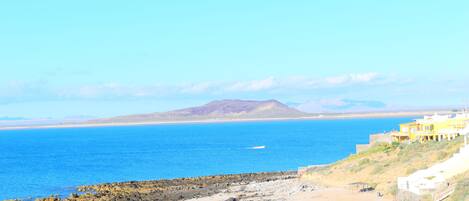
<box><xmin>0</xmin><ymin>110</ymin><xmax>451</xmax><ymax>131</ymax></box>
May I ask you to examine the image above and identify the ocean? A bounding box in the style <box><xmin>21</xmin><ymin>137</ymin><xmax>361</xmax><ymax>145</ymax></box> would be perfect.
<box><xmin>0</xmin><ymin>117</ymin><xmax>412</xmax><ymax>200</ymax></box>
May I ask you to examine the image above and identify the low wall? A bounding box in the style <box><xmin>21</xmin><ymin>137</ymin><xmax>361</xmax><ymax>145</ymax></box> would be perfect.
<box><xmin>355</xmin><ymin>133</ymin><xmax>392</xmax><ymax>153</ymax></box>
<box><xmin>356</xmin><ymin>144</ymin><xmax>371</xmax><ymax>154</ymax></box>
<box><xmin>370</xmin><ymin>133</ymin><xmax>392</xmax><ymax>145</ymax></box>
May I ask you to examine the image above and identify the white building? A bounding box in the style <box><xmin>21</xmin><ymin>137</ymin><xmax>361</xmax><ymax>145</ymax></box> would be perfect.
<box><xmin>397</xmin><ymin>127</ymin><xmax>469</xmax><ymax>200</ymax></box>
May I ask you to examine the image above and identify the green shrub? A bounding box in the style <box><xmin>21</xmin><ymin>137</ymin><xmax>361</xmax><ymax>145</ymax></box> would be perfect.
<box><xmin>388</xmin><ymin>183</ymin><xmax>398</xmax><ymax>195</ymax></box>
<box><xmin>371</xmin><ymin>165</ymin><xmax>384</xmax><ymax>174</ymax></box>
<box><xmin>450</xmin><ymin>177</ymin><xmax>469</xmax><ymax>201</ymax></box>
<box><xmin>358</xmin><ymin>158</ymin><xmax>371</xmax><ymax>166</ymax></box>
<box><xmin>349</xmin><ymin>158</ymin><xmax>372</xmax><ymax>173</ymax></box>
<box><xmin>437</xmin><ymin>151</ymin><xmax>448</xmax><ymax>160</ymax></box>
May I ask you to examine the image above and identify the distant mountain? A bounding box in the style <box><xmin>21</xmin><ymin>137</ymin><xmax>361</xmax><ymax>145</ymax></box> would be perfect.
<box><xmin>91</xmin><ymin>99</ymin><xmax>306</xmax><ymax>123</ymax></box>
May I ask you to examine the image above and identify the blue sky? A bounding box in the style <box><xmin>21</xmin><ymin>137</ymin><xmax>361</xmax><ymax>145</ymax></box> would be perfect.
<box><xmin>1</xmin><ymin>1</ymin><xmax>469</xmax><ymax>118</ymax></box>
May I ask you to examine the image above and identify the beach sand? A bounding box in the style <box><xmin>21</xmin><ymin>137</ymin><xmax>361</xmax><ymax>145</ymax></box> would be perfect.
<box><xmin>187</xmin><ymin>178</ymin><xmax>392</xmax><ymax>201</ymax></box>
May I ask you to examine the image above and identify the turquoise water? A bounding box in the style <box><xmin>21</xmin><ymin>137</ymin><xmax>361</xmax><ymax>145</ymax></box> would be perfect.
<box><xmin>0</xmin><ymin>118</ymin><xmax>412</xmax><ymax>200</ymax></box>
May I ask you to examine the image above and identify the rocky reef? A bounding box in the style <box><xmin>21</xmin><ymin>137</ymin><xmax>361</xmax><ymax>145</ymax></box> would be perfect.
<box><xmin>35</xmin><ymin>172</ymin><xmax>296</xmax><ymax>201</ymax></box>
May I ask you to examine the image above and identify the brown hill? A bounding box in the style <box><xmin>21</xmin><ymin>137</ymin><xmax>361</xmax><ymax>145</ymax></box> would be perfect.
<box><xmin>91</xmin><ymin>99</ymin><xmax>306</xmax><ymax>123</ymax></box>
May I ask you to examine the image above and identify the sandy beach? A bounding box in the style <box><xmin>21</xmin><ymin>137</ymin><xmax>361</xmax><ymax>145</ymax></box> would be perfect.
<box><xmin>187</xmin><ymin>178</ymin><xmax>392</xmax><ymax>201</ymax></box>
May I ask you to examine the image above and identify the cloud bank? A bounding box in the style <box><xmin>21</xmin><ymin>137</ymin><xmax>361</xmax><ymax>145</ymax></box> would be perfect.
<box><xmin>0</xmin><ymin>72</ymin><xmax>401</xmax><ymax>105</ymax></box>
<box><xmin>295</xmin><ymin>99</ymin><xmax>387</xmax><ymax>113</ymax></box>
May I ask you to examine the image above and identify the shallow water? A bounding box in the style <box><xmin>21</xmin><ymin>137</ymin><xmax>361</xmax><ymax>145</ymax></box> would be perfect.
<box><xmin>0</xmin><ymin>117</ymin><xmax>412</xmax><ymax>199</ymax></box>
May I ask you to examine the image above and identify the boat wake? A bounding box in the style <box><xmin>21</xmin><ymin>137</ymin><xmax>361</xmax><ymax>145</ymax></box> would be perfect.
<box><xmin>249</xmin><ymin>145</ymin><xmax>266</xmax><ymax>150</ymax></box>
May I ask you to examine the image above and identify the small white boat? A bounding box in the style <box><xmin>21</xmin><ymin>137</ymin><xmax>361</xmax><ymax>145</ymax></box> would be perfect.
<box><xmin>251</xmin><ymin>145</ymin><xmax>266</xmax><ymax>149</ymax></box>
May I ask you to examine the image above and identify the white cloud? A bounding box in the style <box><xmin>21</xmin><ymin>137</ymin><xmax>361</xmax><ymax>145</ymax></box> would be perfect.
<box><xmin>296</xmin><ymin>98</ymin><xmax>387</xmax><ymax>113</ymax></box>
<box><xmin>324</xmin><ymin>72</ymin><xmax>379</xmax><ymax>85</ymax></box>
<box><xmin>0</xmin><ymin>72</ymin><xmax>398</xmax><ymax>103</ymax></box>
<box><xmin>226</xmin><ymin>77</ymin><xmax>276</xmax><ymax>92</ymax></box>
<box><xmin>57</xmin><ymin>83</ymin><xmax>168</xmax><ymax>99</ymax></box>
<box><xmin>252</xmin><ymin>72</ymin><xmax>383</xmax><ymax>90</ymax></box>
<box><xmin>180</xmin><ymin>82</ymin><xmax>215</xmax><ymax>94</ymax></box>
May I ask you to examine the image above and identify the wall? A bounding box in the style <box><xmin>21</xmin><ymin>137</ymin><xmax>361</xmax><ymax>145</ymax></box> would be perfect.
<box><xmin>370</xmin><ymin>133</ymin><xmax>393</xmax><ymax>145</ymax></box>
<box><xmin>355</xmin><ymin>133</ymin><xmax>392</xmax><ymax>153</ymax></box>
<box><xmin>356</xmin><ymin>144</ymin><xmax>371</xmax><ymax>154</ymax></box>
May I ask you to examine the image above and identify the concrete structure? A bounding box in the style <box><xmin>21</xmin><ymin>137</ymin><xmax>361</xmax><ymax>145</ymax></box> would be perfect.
<box><xmin>355</xmin><ymin>144</ymin><xmax>371</xmax><ymax>154</ymax></box>
<box><xmin>355</xmin><ymin>133</ymin><xmax>393</xmax><ymax>153</ymax></box>
<box><xmin>396</xmin><ymin>127</ymin><xmax>469</xmax><ymax>201</ymax></box>
<box><xmin>392</xmin><ymin>112</ymin><xmax>469</xmax><ymax>143</ymax></box>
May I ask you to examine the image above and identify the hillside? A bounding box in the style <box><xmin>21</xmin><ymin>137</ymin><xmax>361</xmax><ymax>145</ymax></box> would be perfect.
<box><xmin>449</xmin><ymin>170</ymin><xmax>469</xmax><ymax>201</ymax></box>
<box><xmin>302</xmin><ymin>137</ymin><xmax>468</xmax><ymax>200</ymax></box>
<box><xmin>91</xmin><ymin>99</ymin><xmax>306</xmax><ymax>123</ymax></box>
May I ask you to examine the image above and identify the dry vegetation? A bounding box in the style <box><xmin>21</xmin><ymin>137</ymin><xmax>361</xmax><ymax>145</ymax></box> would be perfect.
<box><xmin>449</xmin><ymin>170</ymin><xmax>469</xmax><ymax>201</ymax></box>
<box><xmin>302</xmin><ymin>137</ymin><xmax>465</xmax><ymax>198</ymax></box>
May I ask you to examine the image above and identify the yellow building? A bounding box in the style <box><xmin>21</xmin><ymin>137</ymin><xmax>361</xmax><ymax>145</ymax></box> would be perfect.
<box><xmin>392</xmin><ymin>113</ymin><xmax>469</xmax><ymax>143</ymax></box>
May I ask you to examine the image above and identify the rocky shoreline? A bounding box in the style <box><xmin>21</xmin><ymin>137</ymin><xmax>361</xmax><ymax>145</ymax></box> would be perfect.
<box><xmin>36</xmin><ymin>172</ymin><xmax>297</xmax><ymax>201</ymax></box>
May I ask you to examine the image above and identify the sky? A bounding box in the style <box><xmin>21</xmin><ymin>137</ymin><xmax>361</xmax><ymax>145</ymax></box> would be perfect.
<box><xmin>1</xmin><ymin>0</ymin><xmax>469</xmax><ymax>118</ymax></box>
